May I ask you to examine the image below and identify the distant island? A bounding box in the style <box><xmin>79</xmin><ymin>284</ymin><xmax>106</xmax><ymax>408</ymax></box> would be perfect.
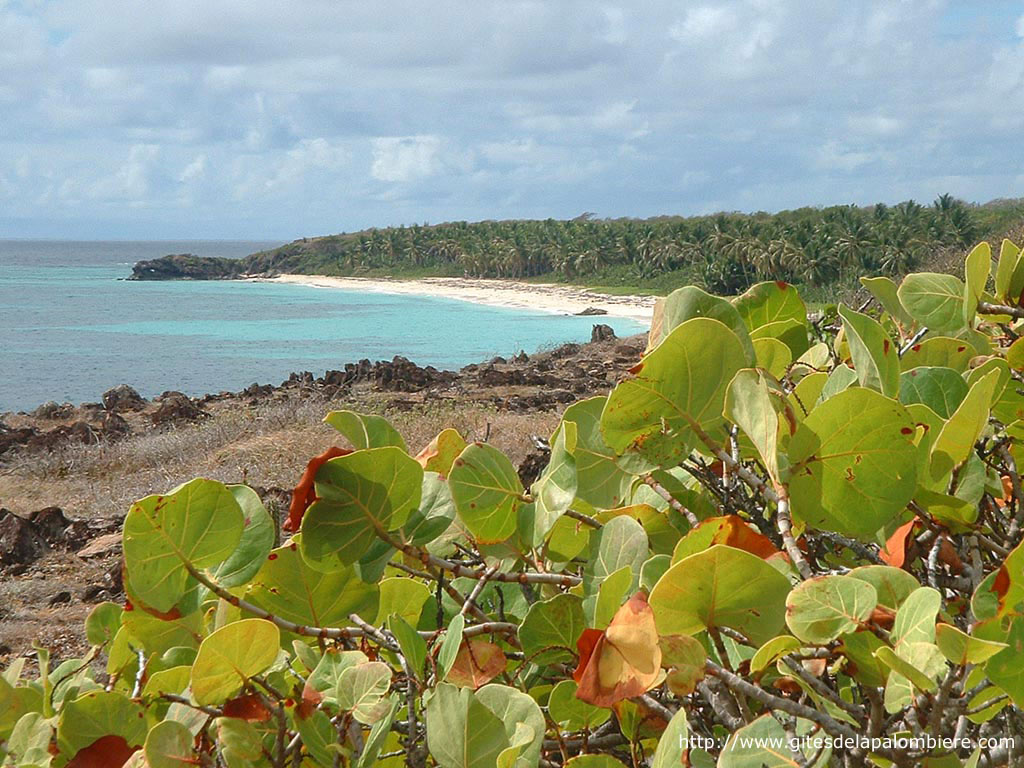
<box><xmin>131</xmin><ymin>195</ymin><xmax>1024</xmax><ymax>298</ymax></box>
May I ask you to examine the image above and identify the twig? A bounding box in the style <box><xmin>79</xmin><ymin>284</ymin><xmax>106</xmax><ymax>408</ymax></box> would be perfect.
<box><xmin>641</xmin><ymin>475</ymin><xmax>700</xmax><ymax>526</ymax></box>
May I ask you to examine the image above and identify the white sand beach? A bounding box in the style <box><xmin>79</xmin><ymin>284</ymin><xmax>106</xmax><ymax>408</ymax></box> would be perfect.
<box><xmin>261</xmin><ymin>274</ymin><xmax>656</xmax><ymax>324</ymax></box>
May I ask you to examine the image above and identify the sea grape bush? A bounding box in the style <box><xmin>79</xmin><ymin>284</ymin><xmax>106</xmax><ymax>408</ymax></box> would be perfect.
<box><xmin>4</xmin><ymin>240</ymin><xmax>1024</xmax><ymax>767</ymax></box>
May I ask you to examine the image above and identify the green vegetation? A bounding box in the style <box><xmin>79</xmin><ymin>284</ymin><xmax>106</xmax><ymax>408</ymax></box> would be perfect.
<box><xmin>248</xmin><ymin>195</ymin><xmax>1024</xmax><ymax>296</ymax></box>
<box><xmin>7</xmin><ymin>238</ymin><xmax>1024</xmax><ymax>766</ymax></box>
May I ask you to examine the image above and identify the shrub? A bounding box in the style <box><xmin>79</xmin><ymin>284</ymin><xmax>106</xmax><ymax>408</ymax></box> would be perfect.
<box><xmin>3</xmin><ymin>240</ymin><xmax>1024</xmax><ymax>767</ymax></box>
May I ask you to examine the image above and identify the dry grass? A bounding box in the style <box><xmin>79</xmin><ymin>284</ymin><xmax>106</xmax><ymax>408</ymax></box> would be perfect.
<box><xmin>0</xmin><ymin>394</ymin><xmax>559</xmax><ymax>521</ymax></box>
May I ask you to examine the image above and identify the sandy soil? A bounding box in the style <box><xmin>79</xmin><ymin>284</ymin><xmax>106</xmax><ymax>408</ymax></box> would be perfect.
<box><xmin>261</xmin><ymin>274</ymin><xmax>656</xmax><ymax>323</ymax></box>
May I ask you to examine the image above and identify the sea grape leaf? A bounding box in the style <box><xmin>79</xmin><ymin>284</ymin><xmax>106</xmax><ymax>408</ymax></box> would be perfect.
<box><xmin>934</xmin><ymin>623</ymin><xmax>1007</xmax><ymax>665</ymax></box>
<box><xmin>561</xmin><ymin>396</ymin><xmax>633</xmax><ymax>508</ymax></box>
<box><xmin>719</xmin><ymin>714</ymin><xmax>829</xmax><ymax>768</ymax></box>
<box><xmin>995</xmin><ymin>238</ymin><xmax>1023</xmax><ymax>302</ymax></box>
<box><xmin>898</xmin><ymin>367</ymin><xmax>968</xmax><ymax>419</ymax></box>
<box><xmin>899</xmin><ymin>336</ymin><xmax>974</xmax><ymax>372</ymax></box>
<box><xmin>84</xmin><ymin>602</ymin><xmax>122</xmax><ymax>647</ymax></box>
<box><xmin>860</xmin><ymin>275</ymin><xmax>914</xmax><ymax>329</ymax></box>
<box><xmin>648</xmin><ymin>285</ymin><xmax>755</xmax><ymax>362</ymax></box>
<box><xmin>530</xmin><ymin>420</ymin><xmax>578</xmax><ymax>545</ymax></box>
<box><xmin>897</xmin><ymin>272</ymin><xmax>967</xmax><ymax>332</ymax></box>
<box><xmin>548</xmin><ymin>680</ymin><xmax>610</xmax><ymax>731</ymax></box>
<box><xmin>785</xmin><ymin>575</ymin><xmax>877</xmax><ymax>643</ymax></box>
<box><xmin>649</xmin><ymin>544</ymin><xmax>790</xmax><ymax>644</ymax></box>
<box><xmin>582</xmin><ymin>516</ymin><xmax>647</xmax><ymax>621</ymax></box>
<box><xmin>424</xmin><ymin>683</ymin><xmax>508</xmax><ymax>768</ymax></box>
<box><xmin>750</xmin><ymin>636</ymin><xmax>801</xmax><ymax>674</ymax></box>
<box><xmin>660</xmin><ymin>633</ymin><xmax>707</xmax><ymax>695</ymax></box>
<box><xmin>324</xmin><ymin>409</ymin><xmax>407</xmax><ymax>451</ymax></box>
<box><xmin>838</xmin><ymin>304</ymin><xmax>900</xmax><ymax>397</ymax></box>
<box><xmin>475</xmin><ymin>684</ymin><xmax>546</xmax><ymax>768</ymax></box>
<box><xmin>403</xmin><ymin>471</ymin><xmax>457</xmax><ymax>547</ymax></box>
<box><xmin>208</xmin><ymin>484</ymin><xmax>275</xmax><ymax>589</ymax></box>
<box><xmin>847</xmin><ymin>566</ymin><xmax>920</xmax><ymax>609</ymax></box>
<box><xmin>573</xmin><ymin>592</ymin><xmax>662</xmax><ymax>707</ymax></box>
<box><xmin>519</xmin><ymin>593</ymin><xmax>586</xmax><ymax>666</ymax></box>
<box><xmin>247</xmin><ymin>544</ymin><xmax>379</xmax><ymax>632</ymax></box>
<box><xmin>144</xmin><ymin>720</ymin><xmax>193</xmax><ymax>768</ymax></box>
<box><xmin>57</xmin><ymin>691</ymin><xmax>146</xmax><ymax>757</ymax></box>
<box><xmin>446</xmin><ymin>640</ymin><xmax>507</xmax><ymax>690</ymax></box>
<box><xmin>839</xmin><ymin>630</ymin><xmax>889</xmax><ymax>688</ymax></box>
<box><xmin>749</xmin><ymin>318</ymin><xmax>809</xmax><ymax>358</ymax></box>
<box><xmin>670</xmin><ymin>515</ymin><xmax>782</xmax><ymax>565</ymax></box>
<box><xmin>601</xmin><ymin>317</ymin><xmax>747</xmax><ymax>468</ymax></box>
<box><xmin>285</xmin><ymin>446</ymin><xmax>352</xmax><ymax>532</ymax></box>
<box><xmin>985</xmin><ymin>618</ymin><xmax>1024</xmax><ymax>707</ymax></box>
<box><xmin>891</xmin><ymin>587</ymin><xmax>941</xmax><ymax>647</ymax></box>
<box><xmin>374</xmin><ymin>577</ymin><xmax>430</xmax><ymax>627</ymax></box>
<box><xmin>337</xmin><ymin>661</ymin><xmax>393</xmax><ymax>723</ymax></box>
<box><xmin>591</xmin><ymin>565</ymin><xmax>633</xmax><ymax>629</ymax></box>
<box><xmin>415</xmin><ymin>428</ymin><xmax>468</xmax><ymax>478</ymax></box>
<box><xmin>191</xmin><ymin>619</ymin><xmax>280</xmax><ymax>705</ymax></box>
<box><xmin>733</xmin><ymin>280</ymin><xmax>807</xmax><ymax>331</ymax></box>
<box><xmin>448</xmin><ymin>442</ymin><xmax>524</xmax><ymax>544</ymax></box>
<box><xmin>300</xmin><ymin>446</ymin><xmax>423</xmax><ymax>568</ymax></box>
<box><xmin>752</xmin><ymin>336</ymin><xmax>792</xmax><ymax>379</ymax></box>
<box><xmin>877</xmin><ymin>642</ymin><xmax>945</xmax><ymax>712</ymax></box>
<box><xmin>725</xmin><ymin>368</ymin><xmax>783</xmax><ymax>483</ymax></box>
<box><xmin>437</xmin><ymin>613</ymin><xmax>465</xmax><ymax>681</ymax></box>
<box><xmin>123</xmin><ymin>478</ymin><xmax>244</xmax><ymax>614</ymax></box>
<box><xmin>963</xmin><ymin>241</ymin><xmax>991</xmax><ymax>324</ymax></box>
<box><xmin>788</xmin><ymin>387</ymin><xmax>917</xmax><ymax>539</ymax></box>
<box><xmin>650</xmin><ymin>707</ymin><xmax>690</xmax><ymax>768</ymax></box>
<box><xmin>929</xmin><ymin>369</ymin><xmax>1000</xmax><ymax>481</ymax></box>
<box><xmin>817</xmin><ymin>363</ymin><xmax>858</xmax><ymax>402</ymax></box>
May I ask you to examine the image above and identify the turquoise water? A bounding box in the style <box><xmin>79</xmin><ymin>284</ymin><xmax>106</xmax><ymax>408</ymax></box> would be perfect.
<box><xmin>0</xmin><ymin>241</ymin><xmax>645</xmax><ymax>412</ymax></box>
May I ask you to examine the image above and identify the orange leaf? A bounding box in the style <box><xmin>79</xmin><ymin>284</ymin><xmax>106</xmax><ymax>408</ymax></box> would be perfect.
<box><xmin>285</xmin><ymin>447</ymin><xmax>351</xmax><ymax>531</ymax></box>
<box><xmin>710</xmin><ymin>515</ymin><xmax>785</xmax><ymax>561</ymax></box>
<box><xmin>996</xmin><ymin>475</ymin><xmax>1014</xmax><ymax>508</ymax></box>
<box><xmin>66</xmin><ymin>736</ymin><xmax>138</xmax><ymax>768</ymax></box>
<box><xmin>574</xmin><ymin>592</ymin><xmax>662</xmax><ymax>708</ymax></box>
<box><xmin>446</xmin><ymin>639</ymin><xmax>507</xmax><ymax>689</ymax></box>
<box><xmin>223</xmin><ymin>693</ymin><xmax>273</xmax><ymax>722</ymax></box>
<box><xmin>869</xmin><ymin>605</ymin><xmax>896</xmax><ymax>630</ymax></box>
<box><xmin>879</xmin><ymin>520</ymin><xmax>917</xmax><ymax>568</ymax></box>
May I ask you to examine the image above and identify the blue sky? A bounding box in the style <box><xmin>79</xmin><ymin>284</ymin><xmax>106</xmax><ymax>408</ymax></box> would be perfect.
<box><xmin>1</xmin><ymin>0</ymin><xmax>1022</xmax><ymax>240</ymax></box>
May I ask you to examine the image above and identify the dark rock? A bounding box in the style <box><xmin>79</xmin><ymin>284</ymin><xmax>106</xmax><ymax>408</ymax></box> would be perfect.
<box><xmin>99</xmin><ymin>411</ymin><xmax>130</xmax><ymax>438</ymax></box>
<box><xmin>76</xmin><ymin>533</ymin><xmax>122</xmax><ymax>559</ymax></box>
<box><xmin>130</xmin><ymin>254</ymin><xmax>244</xmax><ymax>280</ymax></box>
<box><xmin>26</xmin><ymin>421</ymin><xmax>99</xmax><ymax>451</ymax></box>
<box><xmin>26</xmin><ymin>507</ymin><xmax>70</xmax><ymax>543</ymax></box>
<box><xmin>576</xmin><ymin>306</ymin><xmax>608</xmax><ymax>316</ymax></box>
<box><xmin>32</xmin><ymin>401</ymin><xmax>74</xmax><ymax>419</ymax></box>
<box><xmin>0</xmin><ymin>424</ymin><xmax>37</xmax><ymax>456</ymax></box>
<box><xmin>102</xmin><ymin>384</ymin><xmax>147</xmax><ymax>412</ymax></box>
<box><xmin>151</xmin><ymin>392</ymin><xmax>207</xmax><ymax>425</ymax></box>
<box><xmin>490</xmin><ymin>356</ymin><xmax>507</xmax><ymax>365</ymax></box>
<box><xmin>0</xmin><ymin>510</ymin><xmax>49</xmax><ymax>566</ymax></box>
<box><xmin>517</xmin><ymin>447</ymin><xmax>551</xmax><ymax>487</ymax></box>
<box><xmin>591</xmin><ymin>324</ymin><xmax>617</xmax><ymax>342</ymax></box>
<box><xmin>48</xmin><ymin>591</ymin><xmax>72</xmax><ymax>607</ymax></box>
<box><xmin>80</xmin><ymin>585</ymin><xmax>109</xmax><ymax>602</ymax></box>
<box><xmin>512</xmin><ymin>351</ymin><xmax>530</xmax><ymax>364</ymax></box>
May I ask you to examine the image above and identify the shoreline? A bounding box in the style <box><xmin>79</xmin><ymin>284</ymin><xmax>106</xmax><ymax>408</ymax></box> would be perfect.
<box><xmin>257</xmin><ymin>274</ymin><xmax>656</xmax><ymax>323</ymax></box>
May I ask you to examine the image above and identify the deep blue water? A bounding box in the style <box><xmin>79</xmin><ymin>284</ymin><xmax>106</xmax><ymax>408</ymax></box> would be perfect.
<box><xmin>0</xmin><ymin>241</ymin><xmax>644</xmax><ymax>412</ymax></box>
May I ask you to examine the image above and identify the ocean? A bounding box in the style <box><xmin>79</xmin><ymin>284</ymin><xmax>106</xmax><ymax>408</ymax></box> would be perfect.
<box><xmin>0</xmin><ymin>241</ymin><xmax>645</xmax><ymax>413</ymax></box>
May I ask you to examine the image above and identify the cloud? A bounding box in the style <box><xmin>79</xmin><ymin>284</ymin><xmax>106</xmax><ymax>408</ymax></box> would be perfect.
<box><xmin>0</xmin><ymin>0</ymin><xmax>1020</xmax><ymax>238</ymax></box>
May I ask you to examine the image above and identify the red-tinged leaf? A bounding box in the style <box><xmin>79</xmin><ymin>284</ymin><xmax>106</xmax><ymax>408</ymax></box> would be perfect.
<box><xmin>938</xmin><ymin>538</ymin><xmax>964</xmax><ymax>574</ymax></box>
<box><xmin>575</xmin><ymin>593</ymin><xmax>662</xmax><ymax>708</ymax></box>
<box><xmin>66</xmin><ymin>736</ymin><xmax>138</xmax><ymax>768</ymax></box>
<box><xmin>285</xmin><ymin>446</ymin><xmax>351</xmax><ymax>531</ymax></box>
<box><xmin>573</xmin><ymin>628</ymin><xmax>604</xmax><ymax>684</ymax></box>
<box><xmin>223</xmin><ymin>693</ymin><xmax>273</xmax><ymax>722</ymax></box>
<box><xmin>803</xmin><ymin>658</ymin><xmax>827</xmax><ymax>677</ymax></box>
<box><xmin>122</xmin><ymin>595</ymin><xmax>182</xmax><ymax>621</ymax></box>
<box><xmin>869</xmin><ymin>605</ymin><xmax>896</xmax><ymax>630</ymax></box>
<box><xmin>446</xmin><ymin>639</ymin><xmax>507</xmax><ymax>689</ymax></box>
<box><xmin>709</xmin><ymin>515</ymin><xmax>785</xmax><ymax>561</ymax></box>
<box><xmin>879</xmin><ymin>520</ymin><xmax>917</xmax><ymax>568</ymax></box>
<box><xmin>996</xmin><ymin>475</ymin><xmax>1014</xmax><ymax>508</ymax></box>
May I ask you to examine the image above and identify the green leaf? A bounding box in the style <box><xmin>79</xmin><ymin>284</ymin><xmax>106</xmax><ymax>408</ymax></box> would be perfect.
<box><xmin>749</xmin><ymin>318</ymin><xmax>809</xmax><ymax>358</ymax></box>
<box><xmin>562</xmin><ymin>396</ymin><xmax>633</xmax><ymax>509</ymax></box>
<box><xmin>6</xmin><ymin>712</ymin><xmax>51</xmax><ymax>765</ymax></box>
<box><xmin>530</xmin><ymin>420</ymin><xmax>578</xmax><ymax>545</ymax></box>
<box><xmin>57</xmin><ymin>690</ymin><xmax>146</xmax><ymax>755</ymax></box>
<box><xmin>860</xmin><ymin>275</ymin><xmax>914</xmax><ymax>329</ymax></box>
<box><xmin>601</xmin><ymin>317</ymin><xmax>748</xmax><ymax>467</ymax></box>
<box><xmin>733</xmin><ymin>281</ymin><xmax>807</xmax><ymax>332</ymax></box>
<box><xmin>935</xmin><ymin>623</ymin><xmax>1007</xmax><ymax>665</ymax></box>
<box><xmin>425</xmin><ymin>683</ymin><xmax>508</xmax><ymax>768</ymax></box>
<box><xmin>876</xmin><ymin>642</ymin><xmax>945</xmax><ymax>711</ymax></box>
<box><xmin>788</xmin><ymin>387</ymin><xmax>918</xmax><ymax>539</ymax></box>
<box><xmin>208</xmin><ymin>484</ymin><xmax>276</xmax><ymax>588</ymax></box>
<box><xmin>752</xmin><ymin>337</ymin><xmax>792</xmax><ymax>379</ymax></box>
<box><xmin>416</xmin><ymin>428</ymin><xmax>468</xmax><ymax>477</ymax></box>
<box><xmin>591</xmin><ymin>565</ymin><xmax>632</xmax><ymax>629</ymax></box>
<box><xmin>293</xmin><ymin>709</ymin><xmax>336</xmax><ymax>766</ymax></box>
<box><xmin>247</xmin><ymin>544</ymin><xmax>379</xmax><ymax>631</ymax></box>
<box><xmin>449</xmin><ymin>442</ymin><xmax>524</xmax><ymax>544</ymax></box>
<box><xmin>847</xmin><ymin>566</ymin><xmax>920</xmax><ymax>609</ymax></box>
<box><xmin>720</xmin><ymin>714</ymin><xmax>829</xmax><ymax>767</ymax></box>
<box><xmin>995</xmin><ymin>238</ymin><xmax>1023</xmax><ymax>303</ymax></box>
<box><xmin>838</xmin><ymin>304</ymin><xmax>900</xmax><ymax>397</ymax></box>
<box><xmin>582</xmin><ymin>516</ymin><xmax>647</xmax><ymax>623</ymax></box>
<box><xmin>649</xmin><ymin>285</ymin><xmax>755</xmax><ymax>362</ymax></box>
<box><xmin>891</xmin><ymin>587</ymin><xmax>941</xmax><ymax>647</ymax></box>
<box><xmin>190</xmin><ymin>619</ymin><xmax>280</xmax><ymax>705</ymax></box>
<box><xmin>123</xmin><ymin>478</ymin><xmax>245</xmax><ymax>613</ymax></box>
<box><xmin>725</xmin><ymin>368</ymin><xmax>783</xmax><ymax>482</ymax></box>
<box><xmin>564</xmin><ymin>756</ymin><xmax>629</xmax><ymax>767</ymax></box>
<box><xmin>374</xmin><ymin>577</ymin><xmax>430</xmax><ymax>626</ymax></box>
<box><xmin>649</xmin><ymin>544</ymin><xmax>790</xmax><ymax>644</ymax></box>
<box><xmin>750</xmin><ymin>635</ymin><xmax>801</xmax><ymax>674</ymax></box>
<box><xmin>785</xmin><ymin>575</ymin><xmax>877</xmax><ymax>643</ymax></box>
<box><xmin>144</xmin><ymin>720</ymin><xmax>194</xmax><ymax>768</ymax></box>
<box><xmin>519</xmin><ymin>593</ymin><xmax>586</xmax><ymax>665</ymax></box>
<box><xmin>897</xmin><ymin>272</ymin><xmax>967</xmax><ymax>332</ymax></box>
<box><xmin>984</xmin><ymin>618</ymin><xmax>1024</xmax><ymax>707</ymax></box>
<box><xmin>389</xmin><ymin>615</ymin><xmax>427</xmax><ymax>675</ymax></box>
<box><xmin>839</xmin><ymin>631</ymin><xmax>889</xmax><ymax>688</ymax></box>
<box><xmin>548</xmin><ymin>680</ymin><xmax>610</xmax><ymax>731</ymax></box>
<box><xmin>356</xmin><ymin>695</ymin><xmax>401</xmax><ymax>768</ymax></box>
<box><xmin>963</xmin><ymin>241</ymin><xmax>991</xmax><ymax>324</ymax></box>
<box><xmin>84</xmin><ymin>602</ymin><xmax>122</xmax><ymax>647</ymax></box>
<box><xmin>899</xmin><ymin>336</ymin><xmax>974</xmax><ymax>372</ymax></box>
<box><xmin>929</xmin><ymin>369</ymin><xmax>1000</xmax><ymax>481</ymax></box>
<box><xmin>898</xmin><ymin>367</ymin><xmax>969</xmax><ymax>419</ymax></box>
<box><xmin>300</xmin><ymin>446</ymin><xmax>423</xmax><ymax>568</ymax></box>
<box><xmin>324</xmin><ymin>409</ymin><xmax>407</xmax><ymax>450</ymax></box>
<box><xmin>306</xmin><ymin>649</ymin><xmax>368</xmax><ymax>703</ymax></box>
<box><xmin>404</xmin><ymin>471</ymin><xmax>457</xmax><ymax>546</ymax></box>
<box><xmin>475</xmin><ymin>684</ymin><xmax>546</xmax><ymax>768</ymax></box>
<box><xmin>438</xmin><ymin>613</ymin><xmax>465</xmax><ymax>681</ymax></box>
<box><xmin>650</xmin><ymin>707</ymin><xmax>690</xmax><ymax>768</ymax></box>
<box><xmin>337</xmin><ymin>661</ymin><xmax>392</xmax><ymax>724</ymax></box>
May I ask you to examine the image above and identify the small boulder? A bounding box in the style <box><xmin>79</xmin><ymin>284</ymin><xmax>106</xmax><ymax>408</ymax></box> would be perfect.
<box><xmin>102</xmin><ymin>384</ymin><xmax>147</xmax><ymax>412</ymax></box>
<box><xmin>0</xmin><ymin>510</ymin><xmax>48</xmax><ymax>566</ymax></box>
<box><xmin>33</xmin><ymin>401</ymin><xmax>74</xmax><ymax>420</ymax></box>
<box><xmin>591</xmin><ymin>324</ymin><xmax>617</xmax><ymax>342</ymax></box>
<box><xmin>576</xmin><ymin>306</ymin><xmax>608</xmax><ymax>316</ymax></box>
<box><xmin>27</xmin><ymin>507</ymin><xmax>70</xmax><ymax>544</ymax></box>
<box><xmin>76</xmin><ymin>532</ymin><xmax>122</xmax><ymax>560</ymax></box>
<box><xmin>151</xmin><ymin>392</ymin><xmax>207</xmax><ymax>425</ymax></box>
<box><xmin>48</xmin><ymin>591</ymin><xmax>72</xmax><ymax>607</ymax></box>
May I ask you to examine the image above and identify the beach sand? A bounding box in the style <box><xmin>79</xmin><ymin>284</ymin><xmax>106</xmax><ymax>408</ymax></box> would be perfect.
<box><xmin>261</xmin><ymin>274</ymin><xmax>656</xmax><ymax>324</ymax></box>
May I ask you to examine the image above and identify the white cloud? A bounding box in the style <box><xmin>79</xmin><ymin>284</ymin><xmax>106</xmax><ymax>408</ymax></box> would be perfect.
<box><xmin>371</xmin><ymin>136</ymin><xmax>441</xmax><ymax>183</ymax></box>
<box><xmin>179</xmin><ymin>154</ymin><xmax>207</xmax><ymax>183</ymax></box>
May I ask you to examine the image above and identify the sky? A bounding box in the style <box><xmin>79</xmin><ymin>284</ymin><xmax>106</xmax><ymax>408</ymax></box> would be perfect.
<box><xmin>0</xmin><ymin>0</ymin><xmax>1022</xmax><ymax>240</ymax></box>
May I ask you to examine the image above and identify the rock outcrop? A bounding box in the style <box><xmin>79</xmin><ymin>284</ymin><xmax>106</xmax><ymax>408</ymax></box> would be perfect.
<box><xmin>130</xmin><ymin>254</ymin><xmax>244</xmax><ymax>280</ymax></box>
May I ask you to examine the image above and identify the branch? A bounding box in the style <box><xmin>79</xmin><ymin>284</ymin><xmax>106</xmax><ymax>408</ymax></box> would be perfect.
<box><xmin>776</xmin><ymin>489</ymin><xmax>813</xmax><ymax>580</ymax></box>
<box><xmin>642</xmin><ymin>475</ymin><xmax>700</xmax><ymax>526</ymax></box>
<box><xmin>978</xmin><ymin>301</ymin><xmax>1024</xmax><ymax>319</ymax></box>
